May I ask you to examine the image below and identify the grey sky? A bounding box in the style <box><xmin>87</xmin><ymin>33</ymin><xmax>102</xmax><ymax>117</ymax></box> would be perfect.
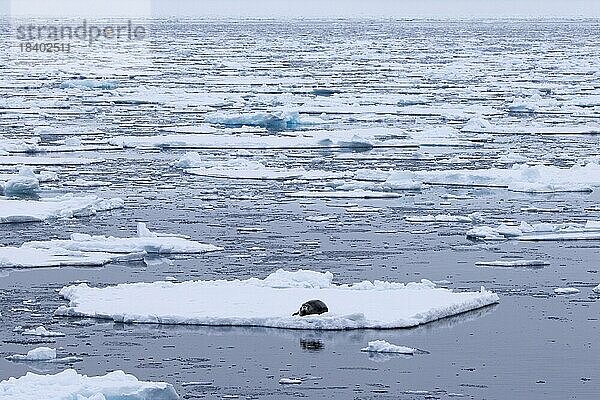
<box><xmin>6</xmin><ymin>0</ymin><xmax>600</xmax><ymax>18</ymax></box>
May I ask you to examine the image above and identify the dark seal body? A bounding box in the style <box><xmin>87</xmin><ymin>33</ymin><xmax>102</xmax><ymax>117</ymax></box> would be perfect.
<box><xmin>292</xmin><ymin>300</ymin><xmax>328</xmax><ymax>316</ymax></box>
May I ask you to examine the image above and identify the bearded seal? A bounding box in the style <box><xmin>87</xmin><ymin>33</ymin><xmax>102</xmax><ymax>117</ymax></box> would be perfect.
<box><xmin>292</xmin><ymin>300</ymin><xmax>328</xmax><ymax>317</ymax></box>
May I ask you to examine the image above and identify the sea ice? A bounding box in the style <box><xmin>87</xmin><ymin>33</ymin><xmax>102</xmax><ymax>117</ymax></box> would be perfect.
<box><xmin>360</xmin><ymin>340</ymin><xmax>416</xmax><ymax>354</ymax></box>
<box><xmin>6</xmin><ymin>347</ymin><xmax>56</xmax><ymax>361</ymax></box>
<box><xmin>55</xmin><ymin>269</ymin><xmax>499</xmax><ymax>330</ymax></box>
<box><xmin>475</xmin><ymin>260</ymin><xmax>549</xmax><ymax>268</ymax></box>
<box><xmin>25</xmin><ymin>222</ymin><xmax>223</xmax><ymax>254</ymax></box>
<box><xmin>22</xmin><ymin>326</ymin><xmax>66</xmax><ymax>337</ymax></box>
<box><xmin>554</xmin><ymin>288</ymin><xmax>580</xmax><ymax>295</ymax></box>
<box><xmin>0</xmin><ymin>369</ymin><xmax>179</xmax><ymax>400</ymax></box>
<box><xmin>467</xmin><ymin>220</ymin><xmax>600</xmax><ymax>241</ymax></box>
<box><xmin>0</xmin><ymin>246</ymin><xmax>141</xmax><ymax>269</ymax></box>
<box><xmin>593</xmin><ymin>284</ymin><xmax>600</xmax><ymax>294</ymax></box>
<box><xmin>286</xmin><ymin>189</ymin><xmax>402</xmax><ymax>199</ymax></box>
<box><xmin>0</xmin><ymin>194</ymin><xmax>124</xmax><ymax>223</ymax></box>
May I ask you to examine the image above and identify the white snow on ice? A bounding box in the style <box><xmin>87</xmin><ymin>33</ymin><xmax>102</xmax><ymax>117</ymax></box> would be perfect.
<box><xmin>54</xmin><ymin>269</ymin><xmax>499</xmax><ymax>330</ymax></box>
<box><xmin>0</xmin><ymin>369</ymin><xmax>178</xmax><ymax>400</ymax></box>
<box><xmin>360</xmin><ymin>340</ymin><xmax>416</xmax><ymax>354</ymax></box>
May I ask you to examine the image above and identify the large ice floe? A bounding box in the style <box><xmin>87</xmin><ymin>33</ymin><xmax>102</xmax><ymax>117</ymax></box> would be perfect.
<box><xmin>0</xmin><ymin>369</ymin><xmax>179</xmax><ymax>400</ymax></box>
<box><xmin>109</xmin><ymin>128</ymin><xmax>415</xmax><ymax>150</ymax></box>
<box><xmin>407</xmin><ymin>162</ymin><xmax>600</xmax><ymax>193</ymax></box>
<box><xmin>55</xmin><ymin>269</ymin><xmax>499</xmax><ymax>330</ymax></box>
<box><xmin>0</xmin><ymin>194</ymin><xmax>124</xmax><ymax>223</ymax></box>
<box><xmin>467</xmin><ymin>221</ymin><xmax>600</xmax><ymax>241</ymax></box>
<box><xmin>0</xmin><ymin>223</ymin><xmax>221</xmax><ymax>268</ymax></box>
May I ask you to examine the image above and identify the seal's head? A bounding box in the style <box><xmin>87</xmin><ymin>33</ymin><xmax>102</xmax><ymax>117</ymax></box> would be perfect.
<box><xmin>292</xmin><ymin>299</ymin><xmax>328</xmax><ymax>317</ymax></box>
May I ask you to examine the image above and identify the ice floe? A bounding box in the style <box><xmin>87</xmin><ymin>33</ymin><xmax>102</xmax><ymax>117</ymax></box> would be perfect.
<box><xmin>6</xmin><ymin>347</ymin><xmax>56</xmax><ymax>362</ymax></box>
<box><xmin>286</xmin><ymin>189</ymin><xmax>402</xmax><ymax>199</ymax></box>
<box><xmin>0</xmin><ymin>168</ymin><xmax>39</xmax><ymax>196</ymax></box>
<box><xmin>475</xmin><ymin>260</ymin><xmax>549</xmax><ymax>268</ymax></box>
<box><xmin>361</xmin><ymin>340</ymin><xmax>416</xmax><ymax>354</ymax></box>
<box><xmin>22</xmin><ymin>326</ymin><xmax>65</xmax><ymax>337</ymax></box>
<box><xmin>0</xmin><ymin>369</ymin><xmax>178</xmax><ymax>399</ymax></box>
<box><xmin>0</xmin><ymin>194</ymin><xmax>124</xmax><ymax>223</ymax></box>
<box><xmin>0</xmin><ymin>155</ymin><xmax>104</xmax><ymax>165</ymax></box>
<box><xmin>554</xmin><ymin>288</ymin><xmax>580</xmax><ymax>295</ymax></box>
<box><xmin>60</xmin><ymin>79</ymin><xmax>118</xmax><ymax>90</ymax></box>
<box><xmin>205</xmin><ymin>110</ymin><xmax>324</xmax><ymax>130</ymax></box>
<box><xmin>593</xmin><ymin>284</ymin><xmax>600</xmax><ymax>294</ymax></box>
<box><xmin>0</xmin><ymin>247</ymin><xmax>140</xmax><ymax>269</ymax></box>
<box><xmin>110</xmin><ymin>128</ymin><xmax>415</xmax><ymax>150</ymax></box>
<box><xmin>405</xmin><ymin>214</ymin><xmax>474</xmax><ymax>223</ymax></box>
<box><xmin>25</xmin><ymin>222</ymin><xmax>223</xmax><ymax>254</ymax></box>
<box><xmin>55</xmin><ymin>269</ymin><xmax>499</xmax><ymax>330</ymax></box>
<box><xmin>467</xmin><ymin>220</ymin><xmax>600</xmax><ymax>241</ymax></box>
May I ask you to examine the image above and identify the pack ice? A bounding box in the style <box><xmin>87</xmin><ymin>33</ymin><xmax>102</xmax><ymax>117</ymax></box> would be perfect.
<box><xmin>0</xmin><ymin>369</ymin><xmax>179</xmax><ymax>400</ymax></box>
<box><xmin>55</xmin><ymin>269</ymin><xmax>499</xmax><ymax>330</ymax></box>
<box><xmin>467</xmin><ymin>221</ymin><xmax>600</xmax><ymax>241</ymax></box>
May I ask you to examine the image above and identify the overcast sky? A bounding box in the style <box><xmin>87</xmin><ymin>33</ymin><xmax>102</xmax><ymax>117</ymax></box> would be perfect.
<box><xmin>5</xmin><ymin>0</ymin><xmax>600</xmax><ymax>18</ymax></box>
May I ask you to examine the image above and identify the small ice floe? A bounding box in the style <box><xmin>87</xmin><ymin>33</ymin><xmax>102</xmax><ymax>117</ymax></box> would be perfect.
<box><xmin>0</xmin><ymin>369</ymin><xmax>178</xmax><ymax>399</ymax></box>
<box><xmin>593</xmin><ymin>284</ymin><xmax>600</xmax><ymax>294</ymax></box>
<box><xmin>63</xmin><ymin>178</ymin><xmax>112</xmax><ymax>187</ymax></box>
<box><xmin>23</xmin><ymin>222</ymin><xmax>223</xmax><ymax>254</ymax></box>
<box><xmin>0</xmin><ymin>194</ymin><xmax>124</xmax><ymax>224</ymax></box>
<box><xmin>6</xmin><ymin>347</ymin><xmax>56</xmax><ymax>361</ymax></box>
<box><xmin>22</xmin><ymin>326</ymin><xmax>65</xmax><ymax>337</ymax></box>
<box><xmin>405</xmin><ymin>214</ymin><xmax>473</xmax><ymax>223</ymax></box>
<box><xmin>554</xmin><ymin>288</ymin><xmax>580</xmax><ymax>295</ymax></box>
<box><xmin>60</xmin><ymin>79</ymin><xmax>118</xmax><ymax>90</ymax></box>
<box><xmin>521</xmin><ymin>206</ymin><xmax>561</xmax><ymax>213</ymax></box>
<box><xmin>306</xmin><ymin>215</ymin><xmax>337</xmax><ymax>222</ymax></box>
<box><xmin>360</xmin><ymin>340</ymin><xmax>416</xmax><ymax>355</ymax></box>
<box><xmin>278</xmin><ymin>378</ymin><xmax>303</xmax><ymax>385</ymax></box>
<box><xmin>206</xmin><ymin>110</ymin><xmax>326</xmax><ymax>130</ymax></box>
<box><xmin>475</xmin><ymin>260</ymin><xmax>549</xmax><ymax>268</ymax></box>
<box><xmin>287</xmin><ymin>189</ymin><xmax>402</xmax><ymax>199</ymax></box>
<box><xmin>0</xmin><ymin>155</ymin><xmax>104</xmax><ymax>165</ymax></box>
<box><xmin>54</xmin><ymin>269</ymin><xmax>499</xmax><ymax>330</ymax></box>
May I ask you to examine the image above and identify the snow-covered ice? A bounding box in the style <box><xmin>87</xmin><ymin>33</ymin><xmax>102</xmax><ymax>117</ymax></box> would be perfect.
<box><xmin>22</xmin><ymin>326</ymin><xmax>66</xmax><ymax>337</ymax></box>
<box><xmin>0</xmin><ymin>194</ymin><xmax>124</xmax><ymax>223</ymax></box>
<box><xmin>360</xmin><ymin>340</ymin><xmax>416</xmax><ymax>354</ymax></box>
<box><xmin>0</xmin><ymin>246</ymin><xmax>141</xmax><ymax>269</ymax></box>
<box><xmin>554</xmin><ymin>288</ymin><xmax>580</xmax><ymax>295</ymax></box>
<box><xmin>6</xmin><ymin>347</ymin><xmax>56</xmax><ymax>361</ymax></box>
<box><xmin>55</xmin><ymin>269</ymin><xmax>499</xmax><ymax>330</ymax></box>
<box><xmin>25</xmin><ymin>223</ymin><xmax>223</xmax><ymax>254</ymax></box>
<box><xmin>0</xmin><ymin>369</ymin><xmax>178</xmax><ymax>400</ymax></box>
<box><xmin>467</xmin><ymin>221</ymin><xmax>600</xmax><ymax>241</ymax></box>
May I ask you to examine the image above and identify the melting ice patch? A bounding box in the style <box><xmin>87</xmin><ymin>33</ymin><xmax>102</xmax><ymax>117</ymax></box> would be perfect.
<box><xmin>0</xmin><ymin>194</ymin><xmax>124</xmax><ymax>224</ymax></box>
<box><xmin>0</xmin><ymin>369</ymin><xmax>178</xmax><ymax>400</ymax></box>
<box><xmin>55</xmin><ymin>269</ymin><xmax>499</xmax><ymax>330</ymax></box>
<box><xmin>361</xmin><ymin>340</ymin><xmax>416</xmax><ymax>354</ymax></box>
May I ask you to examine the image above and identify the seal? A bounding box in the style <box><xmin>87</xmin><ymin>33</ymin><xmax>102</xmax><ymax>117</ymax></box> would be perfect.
<box><xmin>292</xmin><ymin>299</ymin><xmax>328</xmax><ymax>317</ymax></box>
